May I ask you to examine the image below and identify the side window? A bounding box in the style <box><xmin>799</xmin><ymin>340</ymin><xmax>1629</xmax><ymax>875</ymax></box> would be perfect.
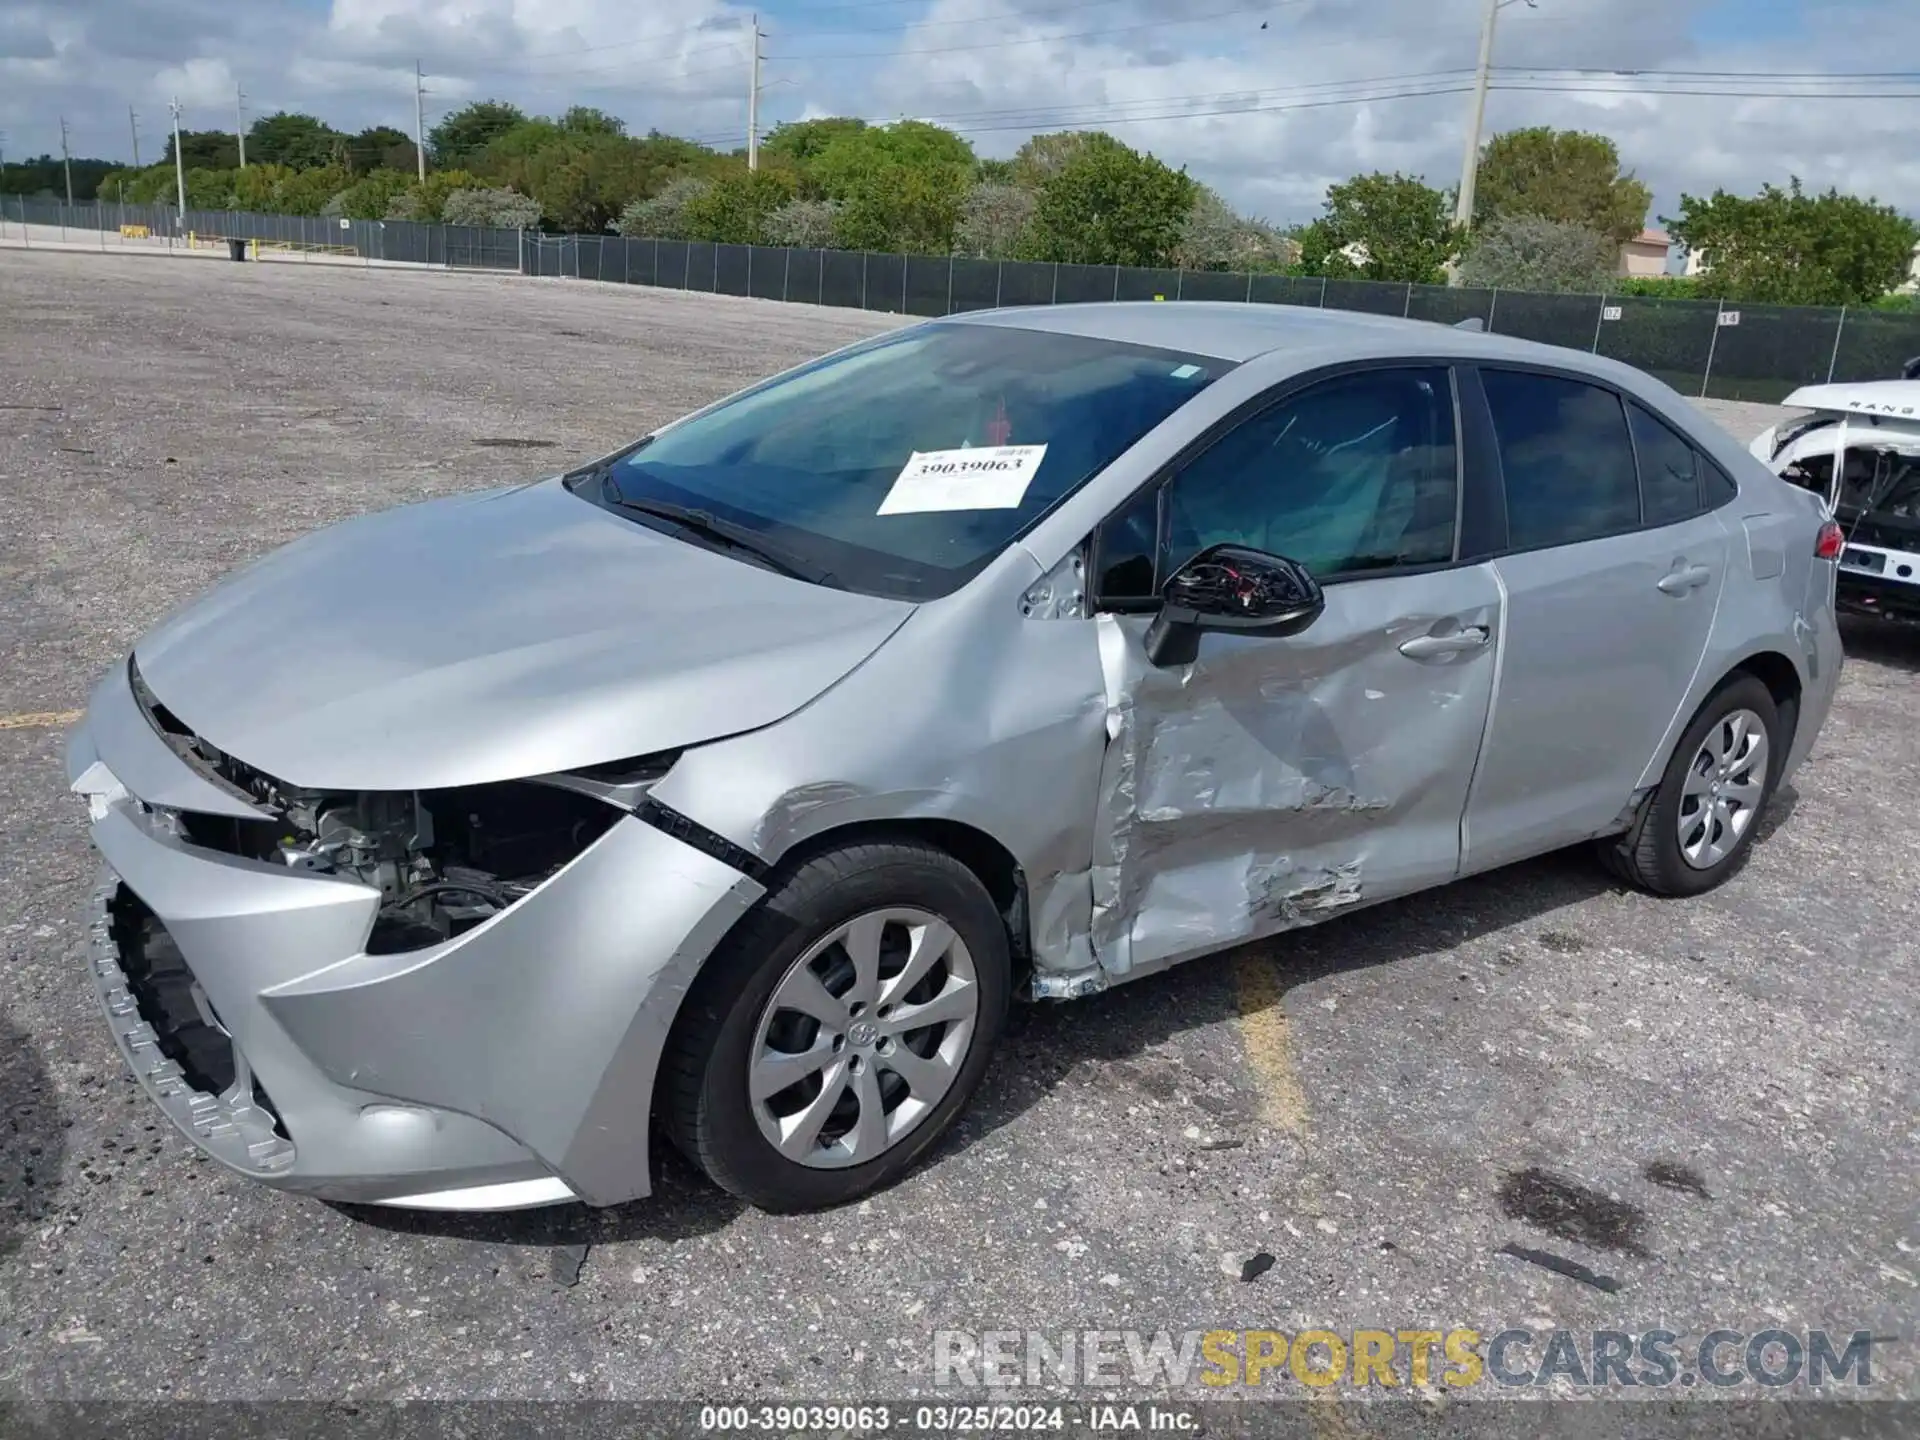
<box><xmin>1482</xmin><ymin>369</ymin><xmax>1640</xmax><ymax>550</ymax></box>
<box><xmin>1628</xmin><ymin>402</ymin><xmax>1702</xmax><ymax>526</ymax></box>
<box><xmin>1091</xmin><ymin>484</ymin><xmax>1160</xmax><ymax>603</ymax></box>
<box><xmin>1160</xmin><ymin>368</ymin><xmax>1458</xmax><ymax>581</ymax></box>
<box><xmin>1702</xmin><ymin>459</ymin><xmax>1738</xmax><ymax>507</ymax></box>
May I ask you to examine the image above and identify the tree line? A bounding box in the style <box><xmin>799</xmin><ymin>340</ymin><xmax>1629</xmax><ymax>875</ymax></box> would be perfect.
<box><xmin>5</xmin><ymin>106</ymin><xmax>1914</xmax><ymax>308</ymax></box>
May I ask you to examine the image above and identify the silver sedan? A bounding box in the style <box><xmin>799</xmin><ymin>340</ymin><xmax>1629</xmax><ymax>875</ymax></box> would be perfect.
<box><xmin>66</xmin><ymin>302</ymin><xmax>1843</xmax><ymax>1213</ymax></box>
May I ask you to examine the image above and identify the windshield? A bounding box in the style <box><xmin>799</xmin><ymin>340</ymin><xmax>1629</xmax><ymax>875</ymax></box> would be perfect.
<box><xmin>586</xmin><ymin>322</ymin><xmax>1230</xmax><ymax>599</ymax></box>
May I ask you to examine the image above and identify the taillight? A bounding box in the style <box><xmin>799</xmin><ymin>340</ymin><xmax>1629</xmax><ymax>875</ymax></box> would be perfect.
<box><xmin>1815</xmin><ymin>520</ymin><xmax>1844</xmax><ymax>560</ymax></box>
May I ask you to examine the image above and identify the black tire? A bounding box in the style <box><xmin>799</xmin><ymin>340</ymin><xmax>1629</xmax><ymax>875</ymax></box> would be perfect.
<box><xmin>1600</xmin><ymin>674</ymin><xmax>1781</xmax><ymax>896</ymax></box>
<box><xmin>662</xmin><ymin>840</ymin><xmax>1011</xmax><ymax>1212</ymax></box>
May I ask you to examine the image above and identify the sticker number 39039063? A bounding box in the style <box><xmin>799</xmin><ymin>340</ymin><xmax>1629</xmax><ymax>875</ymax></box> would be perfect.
<box><xmin>876</xmin><ymin>444</ymin><xmax>1050</xmax><ymax>515</ymax></box>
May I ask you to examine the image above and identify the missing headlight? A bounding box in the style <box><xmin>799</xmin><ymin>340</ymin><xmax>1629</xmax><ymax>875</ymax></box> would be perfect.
<box><xmin>177</xmin><ymin>779</ymin><xmax>622</xmax><ymax>954</ymax></box>
<box><xmin>362</xmin><ymin>781</ymin><xmax>620</xmax><ymax>953</ymax></box>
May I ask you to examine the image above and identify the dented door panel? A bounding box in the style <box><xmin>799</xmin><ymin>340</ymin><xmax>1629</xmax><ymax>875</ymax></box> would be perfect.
<box><xmin>1088</xmin><ymin>565</ymin><xmax>1504</xmax><ymax>980</ymax></box>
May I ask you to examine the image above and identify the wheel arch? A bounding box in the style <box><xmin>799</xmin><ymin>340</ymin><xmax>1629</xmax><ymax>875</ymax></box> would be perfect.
<box><xmin>1633</xmin><ymin>645</ymin><xmax>1805</xmax><ymax>795</ymax></box>
<box><xmin>1729</xmin><ymin>649</ymin><xmax>1803</xmax><ymax>768</ymax></box>
<box><xmin>646</xmin><ymin>815</ymin><xmax>1032</xmax><ymax>1127</ymax></box>
<box><xmin>767</xmin><ymin>817</ymin><xmax>1030</xmax><ymax>962</ymax></box>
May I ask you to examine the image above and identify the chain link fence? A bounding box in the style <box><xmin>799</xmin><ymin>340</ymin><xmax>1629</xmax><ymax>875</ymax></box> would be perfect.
<box><xmin>9</xmin><ymin>197</ymin><xmax>1917</xmax><ymax>403</ymax></box>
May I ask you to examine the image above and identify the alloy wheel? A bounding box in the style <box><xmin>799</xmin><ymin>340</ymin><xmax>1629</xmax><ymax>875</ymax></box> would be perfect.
<box><xmin>1676</xmin><ymin>707</ymin><xmax>1769</xmax><ymax>870</ymax></box>
<box><xmin>748</xmin><ymin>908</ymin><xmax>979</xmax><ymax>1169</ymax></box>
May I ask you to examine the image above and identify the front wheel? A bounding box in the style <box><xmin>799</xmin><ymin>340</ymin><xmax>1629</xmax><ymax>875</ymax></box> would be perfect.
<box><xmin>1600</xmin><ymin>674</ymin><xmax>1781</xmax><ymax>896</ymax></box>
<box><xmin>663</xmin><ymin>840</ymin><xmax>1011</xmax><ymax>1212</ymax></box>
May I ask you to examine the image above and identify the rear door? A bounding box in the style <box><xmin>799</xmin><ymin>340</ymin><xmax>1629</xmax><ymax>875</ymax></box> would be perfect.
<box><xmin>1460</xmin><ymin>368</ymin><xmax>1728</xmax><ymax>874</ymax></box>
<box><xmin>1084</xmin><ymin>364</ymin><xmax>1504</xmax><ymax>978</ymax></box>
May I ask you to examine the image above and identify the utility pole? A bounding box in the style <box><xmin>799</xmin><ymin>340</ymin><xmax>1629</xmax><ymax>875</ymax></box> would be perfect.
<box><xmin>169</xmin><ymin>97</ymin><xmax>186</xmax><ymax>218</ymax></box>
<box><xmin>413</xmin><ymin>61</ymin><xmax>428</xmax><ymax>182</ymax></box>
<box><xmin>1453</xmin><ymin>0</ymin><xmax>1499</xmax><ymax>231</ymax></box>
<box><xmin>1454</xmin><ymin>0</ymin><xmax>1535</xmax><ymax>232</ymax></box>
<box><xmin>235</xmin><ymin>83</ymin><xmax>248</xmax><ymax>168</ymax></box>
<box><xmin>59</xmin><ymin>116</ymin><xmax>74</xmax><ymax>205</ymax></box>
<box><xmin>746</xmin><ymin>14</ymin><xmax>762</xmax><ymax>172</ymax></box>
<box><xmin>129</xmin><ymin>105</ymin><xmax>141</xmax><ymax>168</ymax></box>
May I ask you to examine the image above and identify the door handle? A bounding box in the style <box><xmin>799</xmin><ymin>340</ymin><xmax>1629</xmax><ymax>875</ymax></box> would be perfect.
<box><xmin>1399</xmin><ymin>626</ymin><xmax>1490</xmax><ymax>659</ymax></box>
<box><xmin>1657</xmin><ymin>563</ymin><xmax>1712</xmax><ymax>595</ymax></box>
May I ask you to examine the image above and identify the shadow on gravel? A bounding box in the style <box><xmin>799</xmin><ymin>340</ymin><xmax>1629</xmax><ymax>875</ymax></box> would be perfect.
<box><xmin>0</xmin><ymin>1007</ymin><xmax>66</xmax><ymax>1259</ymax></box>
<box><xmin>1840</xmin><ymin>613</ymin><xmax>1920</xmax><ymax>673</ymax></box>
<box><xmin>951</xmin><ymin>844</ymin><xmax>1625</xmax><ymax>1165</ymax></box>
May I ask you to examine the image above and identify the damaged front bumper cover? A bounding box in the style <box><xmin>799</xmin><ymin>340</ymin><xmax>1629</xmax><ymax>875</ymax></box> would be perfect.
<box><xmin>66</xmin><ymin>669</ymin><xmax>766</xmax><ymax>1210</ymax></box>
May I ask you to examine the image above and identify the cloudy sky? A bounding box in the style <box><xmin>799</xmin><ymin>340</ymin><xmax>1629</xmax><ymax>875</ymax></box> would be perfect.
<box><xmin>3</xmin><ymin>0</ymin><xmax>1916</xmax><ymax>227</ymax></box>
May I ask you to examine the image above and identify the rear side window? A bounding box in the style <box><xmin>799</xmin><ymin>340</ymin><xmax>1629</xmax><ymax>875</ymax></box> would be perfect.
<box><xmin>1482</xmin><ymin>369</ymin><xmax>1641</xmax><ymax>550</ymax></box>
<box><xmin>1627</xmin><ymin>402</ymin><xmax>1701</xmax><ymax>526</ymax></box>
<box><xmin>1702</xmin><ymin>461</ymin><xmax>1738</xmax><ymax>506</ymax></box>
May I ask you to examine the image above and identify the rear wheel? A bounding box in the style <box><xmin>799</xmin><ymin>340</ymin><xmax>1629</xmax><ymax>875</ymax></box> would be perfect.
<box><xmin>1601</xmin><ymin>674</ymin><xmax>1780</xmax><ymax>896</ymax></box>
<box><xmin>664</xmin><ymin>841</ymin><xmax>1010</xmax><ymax>1212</ymax></box>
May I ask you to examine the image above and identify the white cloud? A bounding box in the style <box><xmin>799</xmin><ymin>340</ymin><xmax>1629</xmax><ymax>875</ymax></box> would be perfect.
<box><xmin>152</xmin><ymin>55</ymin><xmax>234</xmax><ymax>110</ymax></box>
<box><xmin>1</xmin><ymin>0</ymin><xmax>1914</xmax><ymax>225</ymax></box>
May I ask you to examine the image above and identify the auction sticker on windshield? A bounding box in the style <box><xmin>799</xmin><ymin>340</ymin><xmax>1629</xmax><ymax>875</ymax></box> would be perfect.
<box><xmin>878</xmin><ymin>444</ymin><xmax>1049</xmax><ymax>514</ymax></box>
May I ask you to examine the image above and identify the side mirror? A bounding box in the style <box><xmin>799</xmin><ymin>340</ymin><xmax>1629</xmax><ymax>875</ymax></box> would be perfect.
<box><xmin>1143</xmin><ymin>544</ymin><xmax>1325</xmax><ymax>667</ymax></box>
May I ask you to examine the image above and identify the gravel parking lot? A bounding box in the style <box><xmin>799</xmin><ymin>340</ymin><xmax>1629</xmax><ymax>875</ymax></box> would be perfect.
<box><xmin>1</xmin><ymin>252</ymin><xmax>1914</xmax><ymax>1411</ymax></box>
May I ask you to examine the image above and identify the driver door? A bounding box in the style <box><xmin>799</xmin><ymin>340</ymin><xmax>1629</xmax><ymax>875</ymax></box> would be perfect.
<box><xmin>1085</xmin><ymin>365</ymin><xmax>1504</xmax><ymax>979</ymax></box>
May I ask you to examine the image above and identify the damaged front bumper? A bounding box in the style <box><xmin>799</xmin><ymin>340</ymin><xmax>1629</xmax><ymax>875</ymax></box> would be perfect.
<box><xmin>65</xmin><ymin>665</ymin><xmax>765</xmax><ymax>1209</ymax></box>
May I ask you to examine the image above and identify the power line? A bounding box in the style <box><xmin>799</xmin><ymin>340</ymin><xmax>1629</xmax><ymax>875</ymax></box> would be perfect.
<box><xmin>668</xmin><ymin>72</ymin><xmax>1478</xmax><ymax>149</ymax></box>
<box><xmin>636</xmin><ymin>64</ymin><xmax>1480</xmax><ymax>147</ymax></box>
<box><xmin>765</xmin><ymin>1</ymin><xmax>1276</xmax><ymax>61</ymax></box>
<box><xmin>723</xmin><ymin>62</ymin><xmax>1916</xmax><ymax>141</ymax></box>
<box><xmin>856</xmin><ymin>68</ymin><xmax>1479</xmax><ymax>128</ymax></box>
<box><xmin>1494</xmin><ymin>81</ymin><xmax>1920</xmax><ymax>97</ymax></box>
<box><xmin>789</xmin><ymin>0</ymin><xmax>1303</xmax><ymax>40</ymax></box>
<box><xmin>483</xmin><ymin>59</ymin><xmax>1916</xmax><ymax>154</ymax></box>
<box><xmin>1496</xmin><ymin>65</ymin><xmax>1920</xmax><ymax>79</ymax></box>
<box><xmin>726</xmin><ymin>75</ymin><xmax>1477</xmax><ymax>140</ymax></box>
<box><xmin>474</xmin><ymin>48</ymin><xmax>751</xmax><ymax>85</ymax></box>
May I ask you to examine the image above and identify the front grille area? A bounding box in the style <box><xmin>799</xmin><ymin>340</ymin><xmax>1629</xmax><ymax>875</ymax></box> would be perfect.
<box><xmin>103</xmin><ymin>885</ymin><xmax>288</xmax><ymax>1141</ymax></box>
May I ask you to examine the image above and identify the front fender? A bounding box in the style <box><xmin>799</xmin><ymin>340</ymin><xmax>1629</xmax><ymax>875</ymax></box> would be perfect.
<box><xmin>263</xmin><ymin>815</ymin><xmax>765</xmax><ymax>1205</ymax></box>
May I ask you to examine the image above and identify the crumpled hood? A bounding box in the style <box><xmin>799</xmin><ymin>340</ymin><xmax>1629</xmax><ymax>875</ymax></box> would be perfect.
<box><xmin>133</xmin><ymin>478</ymin><xmax>913</xmax><ymax>791</ymax></box>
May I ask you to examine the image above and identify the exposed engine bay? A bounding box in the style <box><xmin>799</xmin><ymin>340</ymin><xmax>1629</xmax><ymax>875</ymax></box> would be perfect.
<box><xmin>130</xmin><ymin>658</ymin><xmax>637</xmax><ymax>954</ymax></box>
<box><xmin>182</xmin><ymin>779</ymin><xmax>621</xmax><ymax>954</ymax></box>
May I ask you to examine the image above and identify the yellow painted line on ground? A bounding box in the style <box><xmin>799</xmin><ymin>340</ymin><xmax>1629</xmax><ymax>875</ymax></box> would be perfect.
<box><xmin>1231</xmin><ymin>951</ymin><xmax>1310</xmax><ymax>1136</ymax></box>
<box><xmin>0</xmin><ymin>710</ymin><xmax>82</xmax><ymax>731</ymax></box>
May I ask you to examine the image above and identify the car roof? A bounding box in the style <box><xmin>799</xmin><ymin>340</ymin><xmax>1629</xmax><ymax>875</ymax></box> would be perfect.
<box><xmin>950</xmin><ymin>299</ymin><xmax>1617</xmax><ymax>370</ymax></box>
<box><xmin>945</xmin><ymin>300</ymin><xmax>1767</xmax><ymax>470</ymax></box>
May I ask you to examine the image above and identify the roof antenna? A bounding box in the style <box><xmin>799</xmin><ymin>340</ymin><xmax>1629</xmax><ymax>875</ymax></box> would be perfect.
<box><xmin>1454</xmin><ymin>317</ymin><xmax>1486</xmax><ymax>332</ymax></box>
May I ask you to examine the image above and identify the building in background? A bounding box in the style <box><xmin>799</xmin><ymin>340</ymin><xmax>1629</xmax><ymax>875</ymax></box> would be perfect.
<box><xmin>1618</xmin><ymin>226</ymin><xmax>1674</xmax><ymax>277</ymax></box>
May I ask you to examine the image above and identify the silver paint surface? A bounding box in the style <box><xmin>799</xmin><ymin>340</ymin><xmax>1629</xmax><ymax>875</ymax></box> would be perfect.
<box><xmin>64</xmin><ymin>301</ymin><xmax>1843</xmax><ymax>1207</ymax></box>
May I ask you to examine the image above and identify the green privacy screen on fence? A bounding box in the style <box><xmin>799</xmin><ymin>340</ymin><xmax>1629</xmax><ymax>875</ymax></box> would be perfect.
<box><xmin>10</xmin><ymin>197</ymin><xmax>1919</xmax><ymax>405</ymax></box>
